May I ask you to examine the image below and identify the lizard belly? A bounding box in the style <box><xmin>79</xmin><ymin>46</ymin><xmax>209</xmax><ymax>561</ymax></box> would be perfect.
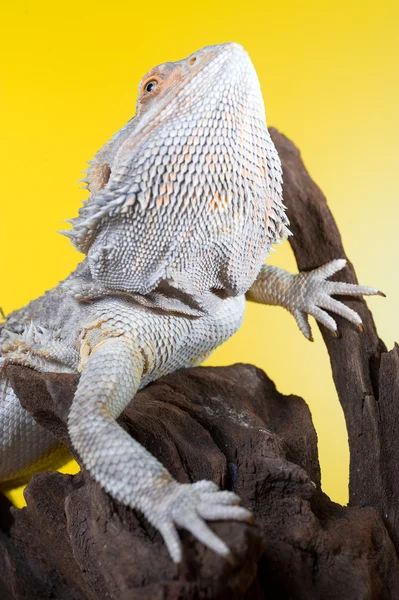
<box><xmin>84</xmin><ymin>294</ymin><xmax>246</xmax><ymax>389</ymax></box>
<box><xmin>139</xmin><ymin>293</ymin><xmax>246</xmax><ymax>385</ymax></box>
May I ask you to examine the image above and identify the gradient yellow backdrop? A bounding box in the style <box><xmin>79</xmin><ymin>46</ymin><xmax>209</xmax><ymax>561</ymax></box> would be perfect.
<box><xmin>1</xmin><ymin>0</ymin><xmax>398</xmax><ymax>506</ymax></box>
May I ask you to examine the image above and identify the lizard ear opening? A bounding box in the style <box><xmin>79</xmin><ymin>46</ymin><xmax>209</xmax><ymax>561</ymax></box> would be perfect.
<box><xmin>87</xmin><ymin>163</ymin><xmax>112</xmax><ymax>194</ymax></box>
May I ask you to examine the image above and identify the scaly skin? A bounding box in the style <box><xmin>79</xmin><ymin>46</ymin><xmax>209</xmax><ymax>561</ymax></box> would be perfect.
<box><xmin>0</xmin><ymin>43</ymin><xmax>380</xmax><ymax>563</ymax></box>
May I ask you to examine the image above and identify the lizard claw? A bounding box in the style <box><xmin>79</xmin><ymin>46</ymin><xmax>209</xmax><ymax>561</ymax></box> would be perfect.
<box><xmin>145</xmin><ymin>480</ymin><xmax>252</xmax><ymax>563</ymax></box>
<box><xmin>291</xmin><ymin>259</ymin><xmax>381</xmax><ymax>340</ymax></box>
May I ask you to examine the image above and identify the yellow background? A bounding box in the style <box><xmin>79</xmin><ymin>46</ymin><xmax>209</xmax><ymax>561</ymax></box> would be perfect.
<box><xmin>1</xmin><ymin>0</ymin><xmax>398</xmax><ymax>506</ymax></box>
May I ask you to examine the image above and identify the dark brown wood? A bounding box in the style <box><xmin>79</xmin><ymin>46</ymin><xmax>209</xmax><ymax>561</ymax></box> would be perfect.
<box><xmin>270</xmin><ymin>128</ymin><xmax>399</xmax><ymax>551</ymax></box>
<box><xmin>2</xmin><ymin>364</ymin><xmax>399</xmax><ymax>599</ymax></box>
<box><xmin>1</xmin><ymin>129</ymin><xmax>399</xmax><ymax>599</ymax></box>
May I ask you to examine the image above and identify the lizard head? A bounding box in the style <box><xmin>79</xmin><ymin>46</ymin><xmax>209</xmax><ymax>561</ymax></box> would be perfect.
<box><xmin>65</xmin><ymin>43</ymin><xmax>289</xmax><ymax>296</ymax></box>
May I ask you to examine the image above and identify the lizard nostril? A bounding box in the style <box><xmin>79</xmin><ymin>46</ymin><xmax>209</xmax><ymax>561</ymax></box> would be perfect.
<box><xmin>188</xmin><ymin>56</ymin><xmax>197</xmax><ymax>66</ymax></box>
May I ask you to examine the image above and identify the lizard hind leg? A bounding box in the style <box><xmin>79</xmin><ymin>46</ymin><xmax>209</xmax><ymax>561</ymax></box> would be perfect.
<box><xmin>0</xmin><ymin>378</ymin><xmax>68</xmax><ymax>487</ymax></box>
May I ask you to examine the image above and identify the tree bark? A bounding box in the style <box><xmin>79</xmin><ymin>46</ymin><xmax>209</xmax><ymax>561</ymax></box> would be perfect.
<box><xmin>270</xmin><ymin>128</ymin><xmax>399</xmax><ymax>551</ymax></box>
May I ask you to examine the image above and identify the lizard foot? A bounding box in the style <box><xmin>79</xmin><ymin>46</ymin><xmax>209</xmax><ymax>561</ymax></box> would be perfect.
<box><xmin>145</xmin><ymin>480</ymin><xmax>252</xmax><ymax>564</ymax></box>
<box><xmin>291</xmin><ymin>259</ymin><xmax>381</xmax><ymax>340</ymax></box>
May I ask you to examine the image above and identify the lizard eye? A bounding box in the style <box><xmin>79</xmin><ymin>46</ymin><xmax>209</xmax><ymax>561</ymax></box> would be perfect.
<box><xmin>144</xmin><ymin>80</ymin><xmax>158</xmax><ymax>93</ymax></box>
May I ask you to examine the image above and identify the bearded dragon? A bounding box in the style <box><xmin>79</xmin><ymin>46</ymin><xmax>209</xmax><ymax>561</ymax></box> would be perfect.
<box><xmin>0</xmin><ymin>43</ymin><xmax>381</xmax><ymax>563</ymax></box>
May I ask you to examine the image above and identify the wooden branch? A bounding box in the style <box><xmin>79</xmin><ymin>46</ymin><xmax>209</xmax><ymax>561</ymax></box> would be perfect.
<box><xmin>2</xmin><ymin>364</ymin><xmax>399</xmax><ymax>599</ymax></box>
<box><xmin>270</xmin><ymin>128</ymin><xmax>399</xmax><ymax>550</ymax></box>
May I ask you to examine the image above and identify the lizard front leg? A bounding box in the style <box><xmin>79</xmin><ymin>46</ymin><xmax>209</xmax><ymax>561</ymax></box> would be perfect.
<box><xmin>68</xmin><ymin>335</ymin><xmax>251</xmax><ymax>563</ymax></box>
<box><xmin>246</xmin><ymin>260</ymin><xmax>382</xmax><ymax>341</ymax></box>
